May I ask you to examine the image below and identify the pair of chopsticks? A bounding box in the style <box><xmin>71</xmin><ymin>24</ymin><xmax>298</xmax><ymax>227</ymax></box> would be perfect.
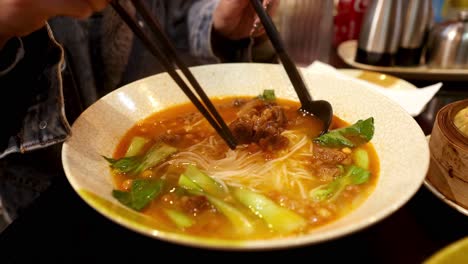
<box><xmin>249</xmin><ymin>0</ymin><xmax>313</xmax><ymax>108</ymax></box>
<box><xmin>110</xmin><ymin>0</ymin><xmax>238</xmax><ymax>149</ymax></box>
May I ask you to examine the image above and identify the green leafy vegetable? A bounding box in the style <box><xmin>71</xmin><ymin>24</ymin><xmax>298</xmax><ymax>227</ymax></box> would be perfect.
<box><xmin>125</xmin><ymin>136</ymin><xmax>149</xmax><ymax>157</ymax></box>
<box><xmin>309</xmin><ymin>165</ymin><xmax>371</xmax><ymax>202</ymax></box>
<box><xmin>352</xmin><ymin>148</ymin><xmax>369</xmax><ymax>170</ymax></box>
<box><xmin>179</xmin><ymin>165</ymin><xmax>226</xmax><ymax>197</ymax></box>
<box><xmin>349</xmin><ymin>166</ymin><xmax>371</xmax><ymax>185</ymax></box>
<box><xmin>103</xmin><ymin>142</ymin><xmax>177</xmax><ymax>175</ymax></box>
<box><xmin>103</xmin><ymin>156</ymin><xmax>140</xmax><ymax>173</ymax></box>
<box><xmin>309</xmin><ymin>179</ymin><xmax>342</xmax><ymax>202</ymax></box>
<box><xmin>179</xmin><ymin>174</ymin><xmax>254</xmax><ymax>235</ymax></box>
<box><xmin>178</xmin><ymin>174</ymin><xmax>202</xmax><ymax>192</ymax></box>
<box><xmin>314</xmin><ymin>117</ymin><xmax>375</xmax><ymax>148</ymax></box>
<box><xmin>137</xmin><ymin>142</ymin><xmax>177</xmax><ymax>173</ymax></box>
<box><xmin>258</xmin><ymin>89</ymin><xmax>276</xmax><ymax>102</ymax></box>
<box><xmin>232</xmin><ymin>187</ymin><xmax>307</xmax><ymax>233</ymax></box>
<box><xmin>164</xmin><ymin>209</ymin><xmax>194</xmax><ymax>229</ymax></box>
<box><xmin>112</xmin><ymin>179</ymin><xmax>164</xmax><ymax>211</ymax></box>
<box><xmin>204</xmin><ymin>193</ymin><xmax>254</xmax><ymax>235</ymax></box>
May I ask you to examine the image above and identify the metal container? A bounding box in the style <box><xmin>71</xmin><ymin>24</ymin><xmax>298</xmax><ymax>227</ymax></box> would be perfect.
<box><xmin>426</xmin><ymin>10</ymin><xmax>468</xmax><ymax>69</ymax></box>
<box><xmin>395</xmin><ymin>0</ymin><xmax>433</xmax><ymax>66</ymax></box>
<box><xmin>273</xmin><ymin>0</ymin><xmax>334</xmax><ymax>66</ymax></box>
<box><xmin>355</xmin><ymin>0</ymin><xmax>403</xmax><ymax>66</ymax></box>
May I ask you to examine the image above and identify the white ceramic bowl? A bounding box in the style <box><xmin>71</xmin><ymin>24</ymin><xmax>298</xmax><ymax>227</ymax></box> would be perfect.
<box><xmin>61</xmin><ymin>63</ymin><xmax>430</xmax><ymax>250</ymax></box>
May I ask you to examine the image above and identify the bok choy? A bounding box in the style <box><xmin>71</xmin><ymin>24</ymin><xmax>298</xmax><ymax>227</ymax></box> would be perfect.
<box><xmin>232</xmin><ymin>187</ymin><xmax>307</xmax><ymax>233</ymax></box>
<box><xmin>178</xmin><ymin>170</ymin><xmax>254</xmax><ymax>235</ymax></box>
<box><xmin>309</xmin><ymin>165</ymin><xmax>370</xmax><ymax>202</ymax></box>
<box><xmin>164</xmin><ymin>209</ymin><xmax>194</xmax><ymax>229</ymax></box>
<box><xmin>103</xmin><ymin>142</ymin><xmax>177</xmax><ymax>175</ymax></box>
<box><xmin>178</xmin><ymin>165</ymin><xmax>309</xmax><ymax>234</ymax></box>
<box><xmin>124</xmin><ymin>136</ymin><xmax>149</xmax><ymax>157</ymax></box>
<box><xmin>314</xmin><ymin>117</ymin><xmax>374</xmax><ymax>148</ymax></box>
<box><xmin>179</xmin><ymin>165</ymin><xmax>226</xmax><ymax>197</ymax></box>
<box><xmin>352</xmin><ymin>148</ymin><xmax>370</xmax><ymax>170</ymax></box>
<box><xmin>112</xmin><ymin>179</ymin><xmax>164</xmax><ymax>211</ymax></box>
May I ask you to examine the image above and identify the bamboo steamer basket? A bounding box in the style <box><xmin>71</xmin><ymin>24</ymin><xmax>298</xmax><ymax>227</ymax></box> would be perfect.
<box><xmin>428</xmin><ymin>99</ymin><xmax>468</xmax><ymax>209</ymax></box>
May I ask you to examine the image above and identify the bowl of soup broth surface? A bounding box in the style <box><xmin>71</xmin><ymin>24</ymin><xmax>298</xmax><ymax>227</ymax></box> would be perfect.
<box><xmin>61</xmin><ymin>63</ymin><xmax>429</xmax><ymax>250</ymax></box>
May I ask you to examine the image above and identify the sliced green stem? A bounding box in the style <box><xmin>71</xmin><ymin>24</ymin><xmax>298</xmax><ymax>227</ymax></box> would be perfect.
<box><xmin>232</xmin><ymin>187</ymin><xmax>307</xmax><ymax>233</ymax></box>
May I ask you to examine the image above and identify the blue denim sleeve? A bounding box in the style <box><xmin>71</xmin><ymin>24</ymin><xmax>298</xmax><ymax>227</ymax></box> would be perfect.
<box><xmin>188</xmin><ymin>0</ymin><xmax>276</xmax><ymax>63</ymax></box>
<box><xmin>0</xmin><ymin>37</ymin><xmax>25</xmax><ymax>76</ymax></box>
<box><xmin>0</xmin><ymin>24</ymin><xmax>71</xmax><ymax>159</ymax></box>
<box><xmin>188</xmin><ymin>0</ymin><xmax>220</xmax><ymax>62</ymax></box>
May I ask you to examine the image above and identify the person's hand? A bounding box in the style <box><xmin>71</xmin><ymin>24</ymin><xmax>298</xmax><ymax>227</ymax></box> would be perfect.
<box><xmin>0</xmin><ymin>0</ymin><xmax>109</xmax><ymax>48</ymax></box>
<box><xmin>213</xmin><ymin>0</ymin><xmax>279</xmax><ymax>40</ymax></box>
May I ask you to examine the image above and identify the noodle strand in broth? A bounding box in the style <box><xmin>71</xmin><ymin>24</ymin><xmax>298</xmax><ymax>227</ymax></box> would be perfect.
<box><xmin>108</xmin><ymin>95</ymin><xmax>380</xmax><ymax>240</ymax></box>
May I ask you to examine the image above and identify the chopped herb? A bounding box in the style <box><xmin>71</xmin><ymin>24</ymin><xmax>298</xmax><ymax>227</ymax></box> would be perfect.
<box><xmin>258</xmin><ymin>89</ymin><xmax>276</xmax><ymax>102</ymax></box>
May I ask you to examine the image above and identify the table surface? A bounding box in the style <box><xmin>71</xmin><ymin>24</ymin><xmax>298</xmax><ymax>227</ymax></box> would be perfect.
<box><xmin>0</xmin><ymin>73</ymin><xmax>467</xmax><ymax>263</ymax></box>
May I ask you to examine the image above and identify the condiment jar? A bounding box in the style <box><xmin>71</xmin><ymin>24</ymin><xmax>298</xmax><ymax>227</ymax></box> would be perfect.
<box><xmin>425</xmin><ymin>10</ymin><xmax>468</xmax><ymax>69</ymax></box>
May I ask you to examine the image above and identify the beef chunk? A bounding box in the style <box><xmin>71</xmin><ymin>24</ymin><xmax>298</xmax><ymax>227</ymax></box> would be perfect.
<box><xmin>229</xmin><ymin>117</ymin><xmax>254</xmax><ymax>143</ymax></box>
<box><xmin>309</xmin><ymin>144</ymin><xmax>352</xmax><ymax>181</ymax></box>
<box><xmin>229</xmin><ymin>99</ymin><xmax>288</xmax><ymax>150</ymax></box>
<box><xmin>313</xmin><ymin>144</ymin><xmax>352</xmax><ymax>165</ymax></box>
<box><xmin>180</xmin><ymin>195</ymin><xmax>212</xmax><ymax>214</ymax></box>
<box><xmin>159</xmin><ymin>133</ymin><xmax>182</xmax><ymax>145</ymax></box>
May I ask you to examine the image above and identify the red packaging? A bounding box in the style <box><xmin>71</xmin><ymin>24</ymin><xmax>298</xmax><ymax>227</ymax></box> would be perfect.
<box><xmin>333</xmin><ymin>0</ymin><xmax>370</xmax><ymax>47</ymax></box>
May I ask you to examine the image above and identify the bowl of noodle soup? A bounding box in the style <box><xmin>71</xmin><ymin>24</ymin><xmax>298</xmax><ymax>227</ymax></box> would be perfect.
<box><xmin>61</xmin><ymin>63</ymin><xmax>429</xmax><ymax>249</ymax></box>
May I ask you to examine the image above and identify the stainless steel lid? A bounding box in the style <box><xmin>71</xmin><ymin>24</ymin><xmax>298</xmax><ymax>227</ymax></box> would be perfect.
<box><xmin>426</xmin><ymin>10</ymin><xmax>468</xmax><ymax>68</ymax></box>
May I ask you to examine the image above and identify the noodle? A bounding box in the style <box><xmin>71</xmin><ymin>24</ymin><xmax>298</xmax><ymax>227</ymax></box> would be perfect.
<box><xmin>162</xmin><ymin>130</ymin><xmax>320</xmax><ymax>198</ymax></box>
<box><xmin>110</xmin><ymin>96</ymin><xmax>379</xmax><ymax>240</ymax></box>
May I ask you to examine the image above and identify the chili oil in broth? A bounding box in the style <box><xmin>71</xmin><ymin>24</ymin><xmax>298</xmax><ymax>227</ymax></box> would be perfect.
<box><xmin>111</xmin><ymin>96</ymin><xmax>380</xmax><ymax>240</ymax></box>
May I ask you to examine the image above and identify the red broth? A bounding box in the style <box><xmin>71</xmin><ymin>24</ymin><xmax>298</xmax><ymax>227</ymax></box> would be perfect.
<box><xmin>110</xmin><ymin>96</ymin><xmax>380</xmax><ymax>240</ymax></box>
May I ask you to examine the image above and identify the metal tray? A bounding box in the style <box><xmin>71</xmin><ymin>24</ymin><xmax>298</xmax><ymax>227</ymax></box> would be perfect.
<box><xmin>337</xmin><ymin>40</ymin><xmax>468</xmax><ymax>82</ymax></box>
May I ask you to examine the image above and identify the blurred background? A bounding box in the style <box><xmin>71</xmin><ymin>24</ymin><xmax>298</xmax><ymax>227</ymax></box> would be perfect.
<box><xmin>273</xmin><ymin>0</ymin><xmax>468</xmax><ymax>70</ymax></box>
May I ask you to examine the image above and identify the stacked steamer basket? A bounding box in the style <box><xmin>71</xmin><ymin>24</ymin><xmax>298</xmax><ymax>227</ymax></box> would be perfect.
<box><xmin>427</xmin><ymin>99</ymin><xmax>468</xmax><ymax>209</ymax></box>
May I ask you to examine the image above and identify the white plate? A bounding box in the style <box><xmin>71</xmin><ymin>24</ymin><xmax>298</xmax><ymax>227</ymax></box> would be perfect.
<box><xmin>424</xmin><ymin>180</ymin><xmax>468</xmax><ymax>216</ymax></box>
<box><xmin>337</xmin><ymin>69</ymin><xmax>417</xmax><ymax>91</ymax></box>
<box><xmin>61</xmin><ymin>63</ymin><xmax>430</xmax><ymax>250</ymax></box>
<box><xmin>337</xmin><ymin>40</ymin><xmax>468</xmax><ymax>81</ymax></box>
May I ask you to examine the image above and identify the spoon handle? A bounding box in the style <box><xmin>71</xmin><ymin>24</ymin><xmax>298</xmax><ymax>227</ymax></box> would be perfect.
<box><xmin>249</xmin><ymin>0</ymin><xmax>313</xmax><ymax>106</ymax></box>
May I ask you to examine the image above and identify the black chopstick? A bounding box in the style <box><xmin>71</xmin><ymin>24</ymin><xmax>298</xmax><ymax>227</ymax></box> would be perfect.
<box><xmin>249</xmin><ymin>0</ymin><xmax>313</xmax><ymax>107</ymax></box>
<box><xmin>110</xmin><ymin>0</ymin><xmax>237</xmax><ymax>149</ymax></box>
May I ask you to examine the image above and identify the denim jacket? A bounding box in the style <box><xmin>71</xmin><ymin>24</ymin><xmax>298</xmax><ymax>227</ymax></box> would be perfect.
<box><xmin>0</xmin><ymin>0</ymin><xmax>275</xmax><ymax>222</ymax></box>
<box><xmin>0</xmin><ymin>0</ymin><xmax>226</xmax><ymax>158</ymax></box>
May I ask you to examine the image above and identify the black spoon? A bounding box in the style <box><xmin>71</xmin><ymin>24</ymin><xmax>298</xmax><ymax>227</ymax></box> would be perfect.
<box><xmin>250</xmin><ymin>0</ymin><xmax>333</xmax><ymax>135</ymax></box>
